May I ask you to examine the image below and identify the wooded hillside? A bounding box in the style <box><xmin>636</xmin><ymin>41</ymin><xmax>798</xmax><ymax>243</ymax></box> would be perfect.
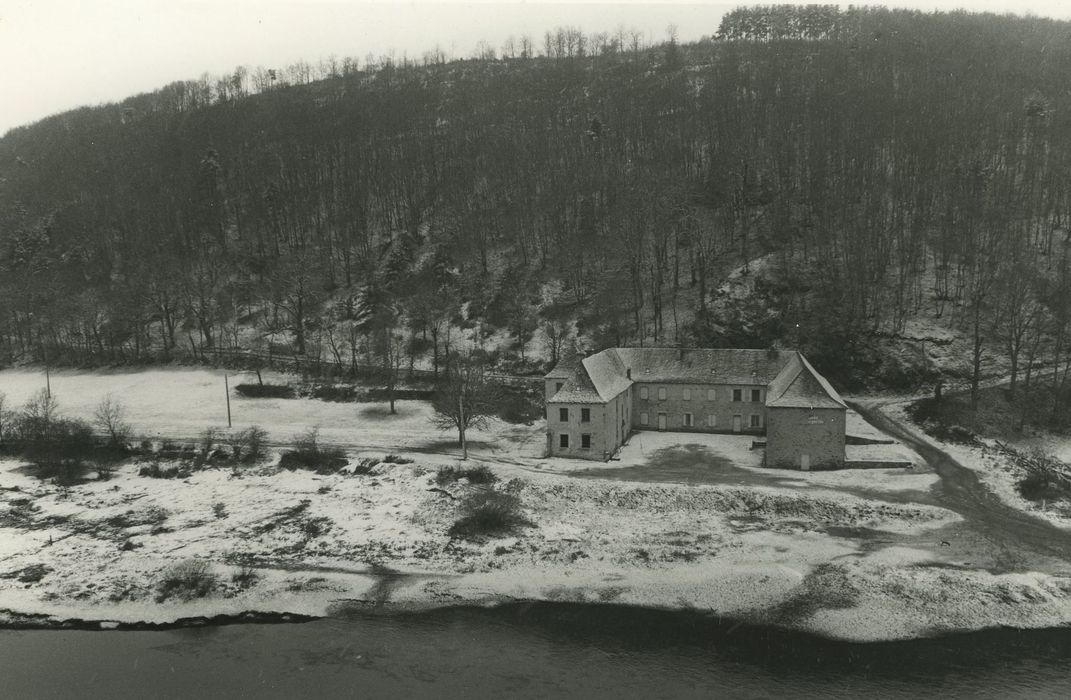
<box><xmin>1</xmin><ymin>5</ymin><xmax>1070</xmax><ymax>420</ymax></box>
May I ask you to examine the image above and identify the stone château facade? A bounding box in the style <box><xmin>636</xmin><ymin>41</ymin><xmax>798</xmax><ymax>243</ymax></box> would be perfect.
<box><xmin>544</xmin><ymin>347</ymin><xmax>846</xmax><ymax>470</ymax></box>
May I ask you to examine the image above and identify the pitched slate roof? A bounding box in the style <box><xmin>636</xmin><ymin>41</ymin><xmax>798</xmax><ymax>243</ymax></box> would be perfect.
<box><xmin>582</xmin><ymin>349</ymin><xmax>633</xmax><ymax>400</ymax></box>
<box><xmin>545</xmin><ymin>347</ymin><xmax>845</xmax><ymax>409</ymax></box>
<box><xmin>765</xmin><ymin>353</ymin><xmax>847</xmax><ymax>409</ymax></box>
<box><xmin>546</xmin><ymin>348</ymin><xmax>632</xmax><ymax>403</ymax></box>
<box><xmin>614</xmin><ymin>348</ymin><xmax>792</xmax><ymax>385</ymax></box>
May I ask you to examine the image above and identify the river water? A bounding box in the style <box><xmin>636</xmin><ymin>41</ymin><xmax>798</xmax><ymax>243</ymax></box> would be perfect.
<box><xmin>1</xmin><ymin>604</ymin><xmax>1070</xmax><ymax>699</ymax></box>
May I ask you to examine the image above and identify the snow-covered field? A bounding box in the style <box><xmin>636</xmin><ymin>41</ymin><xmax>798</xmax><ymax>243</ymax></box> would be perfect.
<box><xmin>0</xmin><ymin>367</ymin><xmax>544</xmax><ymax>458</ymax></box>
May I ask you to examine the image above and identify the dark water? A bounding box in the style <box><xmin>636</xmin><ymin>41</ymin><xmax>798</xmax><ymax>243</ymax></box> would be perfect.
<box><xmin>2</xmin><ymin>604</ymin><xmax>1070</xmax><ymax>699</ymax></box>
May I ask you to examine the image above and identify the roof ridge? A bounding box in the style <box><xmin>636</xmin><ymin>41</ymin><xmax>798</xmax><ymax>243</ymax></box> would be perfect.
<box><xmin>796</xmin><ymin>352</ymin><xmax>847</xmax><ymax>408</ymax></box>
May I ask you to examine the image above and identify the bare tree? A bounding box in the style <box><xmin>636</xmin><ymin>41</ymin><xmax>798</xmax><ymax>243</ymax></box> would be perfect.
<box><xmin>431</xmin><ymin>352</ymin><xmax>501</xmax><ymax>460</ymax></box>
<box><xmin>94</xmin><ymin>395</ymin><xmax>132</xmax><ymax>447</ymax></box>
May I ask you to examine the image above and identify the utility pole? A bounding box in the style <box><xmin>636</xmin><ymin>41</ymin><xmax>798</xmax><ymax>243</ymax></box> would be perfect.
<box><xmin>224</xmin><ymin>374</ymin><xmax>232</xmax><ymax>428</ymax></box>
<box><xmin>458</xmin><ymin>386</ymin><xmax>467</xmax><ymax>461</ymax></box>
<box><xmin>44</xmin><ymin>340</ymin><xmax>51</xmax><ymax>399</ymax></box>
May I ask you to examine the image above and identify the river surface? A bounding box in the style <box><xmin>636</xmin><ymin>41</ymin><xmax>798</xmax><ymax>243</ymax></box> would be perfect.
<box><xmin>2</xmin><ymin>604</ymin><xmax>1071</xmax><ymax>699</ymax></box>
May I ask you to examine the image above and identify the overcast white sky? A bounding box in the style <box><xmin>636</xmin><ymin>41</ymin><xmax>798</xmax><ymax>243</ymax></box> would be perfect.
<box><xmin>2</xmin><ymin>0</ymin><xmax>1071</xmax><ymax>135</ymax></box>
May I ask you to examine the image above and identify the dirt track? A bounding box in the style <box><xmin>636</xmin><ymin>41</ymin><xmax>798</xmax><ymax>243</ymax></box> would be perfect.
<box><xmin>849</xmin><ymin>400</ymin><xmax>1071</xmax><ymax>573</ymax></box>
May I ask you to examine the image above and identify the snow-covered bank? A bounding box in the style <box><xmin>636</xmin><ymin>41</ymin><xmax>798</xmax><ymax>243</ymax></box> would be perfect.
<box><xmin>4</xmin><ymin>451</ymin><xmax>1071</xmax><ymax>642</ymax></box>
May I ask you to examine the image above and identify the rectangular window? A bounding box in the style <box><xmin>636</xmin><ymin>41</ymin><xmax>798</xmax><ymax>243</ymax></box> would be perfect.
<box><xmin>640</xmin><ymin>412</ymin><xmax>649</xmax><ymax>426</ymax></box>
<box><xmin>683</xmin><ymin>388</ymin><xmax>691</xmax><ymax>401</ymax></box>
<box><xmin>707</xmin><ymin>388</ymin><xmax>716</xmax><ymax>401</ymax></box>
<box><xmin>657</xmin><ymin>387</ymin><xmax>667</xmax><ymax>401</ymax></box>
<box><xmin>581</xmin><ymin>434</ymin><xmax>591</xmax><ymax>449</ymax></box>
<box><xmin>750</xmin><ymin>414</ymin><xmax>762</xmax><ymax>428</ymax></box>
<box><xmin>560</xmin><ymin>433</ymin><xmax>570</xmax><ymax>448</ymax></box>
<box><xmin>751</xmin><ymin>389</ymin><xmax>762</xmax><ymax>402</ymax></box>
<box><xmin>555</xmin><ymin>382</ymin><xmax>564</xmax><ymax>392</ymax></box>
<box><xmin>581</xmin><ymin>408</ymin><xmax>591</xmax><ymax>423</ymax></box>
<box><xmin>732</xmin><ymin>388</ymin><xmax>743</xmax><ymax>402</ymax></box>
<box><xmin>684</xmin><ymin>413</ymin><xmax>694</xmax><ymax>427</ymax></box>
<box><xmin>707</xmin><ymin>414</ymin><xmax>716</xmax><ymax>427</ymax></box>
<box><xmin>559</xmin><ymin>407</ymin><xmax>569</xmax><ymax>422</ymax></box>
<box><xmin>640</xmin><ymin>386</ymin><xmax>649</xmax><ymax>400</ymax></box>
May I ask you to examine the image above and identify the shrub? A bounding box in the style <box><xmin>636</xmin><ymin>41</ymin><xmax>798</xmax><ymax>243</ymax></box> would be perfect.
<box><xmin>461</xmin><ymin>465</ymin><xmax>497</xmax><ymax>484</ymax></box>
<box><xmin>231</xmin><ymin>565</ymin><xmax>259</xmax><ymax>589</ymax></box>
<box><xmin>227</xmin><ymin>425</ymin><xmax>269</xmax><ymax>463</ymax></box>
<box><xmin>1017</xmin><ymin>472</ymin><xmax>1068</xmax><ymax>502</ymax></box>
<box><xmin>278</xmin><ymin>428</ymin><xmax>347</xmax><ymax>474</ymax></box>
<box><xmin>212</xmin><ymin>502</ymin><xmax>228</xmax><ymax>519</ymax></box>
<box><xmin>15</xmin><ymin>405</ymin><xmax>97</xmax><ymax>485</ymax></box>
<box><xmin>1012</xmin><ymin>449</ymin><xmax>1071</xmax><ymax>503</ymax></box>
<box><xmin>436</xmin><ymin>464</ymin><xmax>498</xmax><ymax>486</ymax></box>
<box><xmin>448</xmin><ymin>490</ymin><xmax>531</xmax><ymax>539</ymax></box>
<box><xmin>233</xmin><ymin>383</ymin><xmax>294</xmax><ymax>399</ymax></box>
<box><xmin>495</xmin><ymin>383</ymin><xmax>543</xmax><ymax>424</ymax></box>
<box><xmin>307</xmin><ymin>384</ymin><xmax>358</xmax><ymax>402</ymax></box>
<box><xmin>383</xmin><ymin>454</ymin><xmax>414</xmax><ymax>464</ymax></box>
<box><xmin>155</xmin><ymin>560</ymin><xmax>218</xmax><ymax>602</ymax></box>
<box><xmin>352</xmin><ymin>457</ymin><xmax>381</xmax><ymax>475</ymax></box>
<box><xmin>199</xmin><ymin>428</ymin><xmax>219</xmax><ymax>459</ymax></box>
<box><xmin>138</xmin><ymin>461</ymin><xmax>193</xmax><ymax>479</ymax></box>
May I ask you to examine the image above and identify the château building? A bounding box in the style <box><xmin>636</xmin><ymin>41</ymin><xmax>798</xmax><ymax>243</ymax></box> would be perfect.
<box><xmin>544</xmin><ymin>348</ymin><xmax>846</xmax><ymax>470</ymax></box>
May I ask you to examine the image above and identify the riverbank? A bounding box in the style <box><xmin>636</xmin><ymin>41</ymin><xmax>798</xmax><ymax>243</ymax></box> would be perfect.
<box><xmin>4</xmin><ymin>446</ymin><xmax>1071</xmax><ymax>643</ymax></box>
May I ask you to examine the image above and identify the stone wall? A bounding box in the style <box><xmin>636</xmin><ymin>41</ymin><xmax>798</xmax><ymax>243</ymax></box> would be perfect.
<box><xmin>631</xmin><ymin>382</ymin><xmax>766</xmax><ymax>434</ymax></box>
<box><xmin>765</xmin><ymin>406</ymin><xmax>846</xmax><ymax>470</ymax></box>
<box><xmin>546</xmin><ymin>387</ymin><xmax>633</xmax><ymax>460</ymax></box>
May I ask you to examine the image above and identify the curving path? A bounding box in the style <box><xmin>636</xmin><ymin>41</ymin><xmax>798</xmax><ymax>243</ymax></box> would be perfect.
<box><xmin>848</xmin><ymin>400</ymin><xmax>1071</xmax><ymax>570</ymax></box>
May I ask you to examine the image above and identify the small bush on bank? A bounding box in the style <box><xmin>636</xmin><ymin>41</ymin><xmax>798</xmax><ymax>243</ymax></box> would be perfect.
<box><xmin>1010</xmin><ymin>448</ymin><xmax>1071</xmax><ymax>503</ymax></box>
<box><xmin>448</xmin><ymin>490</ymin><xmax>531</xmax><ymax>539</ymax></box>
<box><xmin>155</xmin><ymin>559</ymin><xmax>218</xmax><ymax>602</ymax></box>
<box><xmin>278</xmin><ymin>428</ymin><xmax>347</xmax><ymax>474</ymax></box>
<box><xmin>351</xmin><ymin>457</ymin><xmax>381</xmax><ymax>475</ymax></box>
<box><xmin>231</xmin><ymin>565</ymin><xmax>259</xmax><ymax>589</ymax></box>
<box><xmin>226</xmin><ymin>425</ymin><xmax>269</xmax><ymax>463</ymax></box>
<box><xmin>1017</xmin><ymin>471</ymin><xmax>1069</xmax><ymax>502</ymax></box>
<box><xmin>436</xmin><ymin>464</ymin><xmax>497</xmax><ymax>486</ymax></box>
<box><xmin>18</xmin><ymin>419</ymin><xmax>97</xmax><ymax>485</ymax></box>
<box><xmin>350</xmin><ymin>454</ymin><xmax>414</xmax><ymax>475</ymax></box>
<box><xmin>234</xmin><ymin>383</ymin><xmax>294</xmax><ymax>399</ymax></box>
<box><xmin>138</xmin><ymin>461</ymin><xmax>193</xmax><ymax>479</ymax></box>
